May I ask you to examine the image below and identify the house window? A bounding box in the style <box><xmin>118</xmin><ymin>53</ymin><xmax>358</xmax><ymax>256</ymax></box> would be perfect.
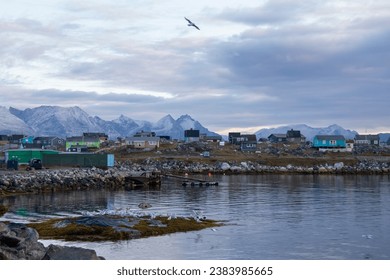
<box><xmin>322</xmin><ymin>140</ymin><xmax>326</xmax><ymax>144</ymax></box>
<box><xmin>330</xmin><ymin>140</ymin><xmax>336</xmax><ymax>145</ymax></box>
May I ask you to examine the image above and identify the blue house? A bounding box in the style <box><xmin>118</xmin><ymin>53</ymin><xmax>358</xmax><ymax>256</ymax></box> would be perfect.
<box><xmin>21</xmin><ymin>136</ymin><xmax>35</xmax><ymax>145</ymax></box>
<box><xmin>313</xmin><ymin>135</ymin><xmax>346</xmax><ymax>149</ymax></box>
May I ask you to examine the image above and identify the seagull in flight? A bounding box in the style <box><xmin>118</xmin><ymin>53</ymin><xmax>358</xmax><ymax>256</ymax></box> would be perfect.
<box><xmin>185</xmin><ymin>17</ymin><xmax>200</xmax><ymax>30</ymax></box>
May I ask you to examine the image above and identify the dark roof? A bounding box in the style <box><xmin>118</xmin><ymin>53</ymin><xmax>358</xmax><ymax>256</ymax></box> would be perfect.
<box><xmin>126</xmin><ymin>136</ymin><xmax>160</xmax><ymax>141</ymax></box>
<box><xmin>286</xmin><ymin>129</ymin><xmax>301</xmax><ymax>138</ymax></box>
<box><xmin>34</xmin><ymin>136</ymin><xmax>56</xmax><ymax>141</ymax></box>
<box><xmin>83</xmin><ymin>132</ymin><xmax>108</xmax><ymax>137</ymax></box>
<box><xmin>354</xmin><ymin>134</ymin><xmax>379</xmax><ymax>140</ymax></box>
<box><xmin>268</xmin><ymin>134</ymin><xmax>286</xmax><ymax>138</ymax></box>
<box><xmin>314</xmin><ymin>135</ymin><xmax>345</xmax><ymax>141</ymax></box>
<box><xmin>228</xmin><ymin>132</ymin><xmax>241</xmax><ymax>137</ymax></box>
<box><xmin>240</xmin><ymin>134</ymin><xmax>257</xmax><ymax>142</ymax></box>
<box><xmin>66</xmin><ymin>136</ymin><xmax>100</xmax><ymax>142</ymax></box>
<box><xmin>8</xmin><ymin>134</ymin><xmax>25</xmax><ymax>141</ymax></box>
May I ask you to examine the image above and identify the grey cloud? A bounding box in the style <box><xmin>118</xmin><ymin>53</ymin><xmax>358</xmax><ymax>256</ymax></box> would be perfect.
<box><xmin>1</xmin><ymin>1</ymin><xmax>390</xmax><ymax>133</ymax></box>
<box><xmin>218</xmin><ymin>0</ymin><xmax>322</xmax><ymax>26</ymax></box>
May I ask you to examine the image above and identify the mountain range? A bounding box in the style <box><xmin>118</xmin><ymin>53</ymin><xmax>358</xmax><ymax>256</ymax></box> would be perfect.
<box><xmin>1</xmin><ymin>106</ymin><xmax>388</xmax><ymax>142</ymax></box>
<box><xmin>254</xmin><ymin>124</ymin><xmax>359</xmax><ymax>141</ymax></box>
<box><xmin>1</xmin><ymin>106</ymin><xmax>219</xmax><ymax>140</ymax></box>
<box><xmin>255</xmin><ymin>125</ymin><xmax>390</xmax><ymax>142</ymax></box>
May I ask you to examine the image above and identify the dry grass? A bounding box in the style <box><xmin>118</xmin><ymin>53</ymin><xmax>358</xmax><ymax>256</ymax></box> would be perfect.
<box><xmin>112</xmin><ymin>142</ymin><xmax>360</xmax><ymax>167</ymax></box>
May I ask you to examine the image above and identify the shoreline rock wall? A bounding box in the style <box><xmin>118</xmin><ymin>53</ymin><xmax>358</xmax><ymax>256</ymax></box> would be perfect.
<box><xmin>122</xmin><ymin>158</ymin><xmax>390</xmax><ymax>175</ymax></box>
<box><xmin>1</xmin><ymin>159</ymin><xmax>389</xmax><ymax>195</ymax></box>
<box><xmin>0</xmin><ymin>167</ymin><xmax>131</xmax><ymax>195</ymax></box>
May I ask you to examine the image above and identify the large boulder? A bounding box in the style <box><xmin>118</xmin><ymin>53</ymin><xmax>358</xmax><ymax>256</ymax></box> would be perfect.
<box><xmin>0</xmin><ymin>222</ymin><xmax>104</xmax><ymax>260</ymax></box>
<box><xmin>0</xmin><ymin>223</ymin><xmax>46</xmax><ymax>260</ymax></box>
<box><xmin>220</xmin><ymin>162</ymin><xmax>231</xmax><ymax>171</ymax></box>
<box><xmin>334</xmin><ymin>162</ymin><xmax>344</xmax><ymax>170</ymax></box>
<box><xmin>42</xmin><ymin>244</ymin><xmax>104</xmax><ymax>260</ymax></box>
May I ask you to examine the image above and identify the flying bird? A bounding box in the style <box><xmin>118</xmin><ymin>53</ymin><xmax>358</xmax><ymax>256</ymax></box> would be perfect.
<box><xmin>185</xmin><ymin>17</ymin><xmax>200</xmax><ymax>30</ymax></box>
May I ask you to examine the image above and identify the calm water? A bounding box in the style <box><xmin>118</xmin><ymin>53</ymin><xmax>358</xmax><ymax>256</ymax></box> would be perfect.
<box><xmin>1</xmin><ymin>174</ymin><xmax>390</xmax><ymax>260</ymax></box>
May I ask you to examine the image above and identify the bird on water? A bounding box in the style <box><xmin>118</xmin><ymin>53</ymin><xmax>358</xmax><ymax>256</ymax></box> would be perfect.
<box><xmin>138</xmin><ymin>202</ymin><xmax>152</xmax><ymax>209</ymax></box>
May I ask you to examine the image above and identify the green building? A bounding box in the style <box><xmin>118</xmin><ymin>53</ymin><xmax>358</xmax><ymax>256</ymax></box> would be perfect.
<box><xmin>43</xmin><ymin>153</ymin><xmax>114</xmax><ymax>168</ymax></box>
<box><xmin>66</xmin><ymin>136</ymin><xmax>100</xmax><ymax>151</ymax></box>
<box><xmin>5</xmin><ymin>149</ymin><xmax>114</xmax><ymax>168</ymax></box>
<box><xmin>5</xmin><ymin>149</ymin><xmax>59</xmax><ymax>164</ymax></box>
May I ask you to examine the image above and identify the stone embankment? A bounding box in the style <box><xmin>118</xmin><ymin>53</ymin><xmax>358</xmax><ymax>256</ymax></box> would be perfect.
<box><xmin>0</xmin><ymin>167</ymin><xmax>142</xmax><ymax>195</ymax></box>
<box><xmin>124</xmin><ymin>158</ymin><xmax>390</xmax><ymax>175</ymax></box>
<box><xmin>1</xmin><ymin>159</ymin><xmax>389</xmax><ymax>195</ymax></box>
<box><xmin>0</xmin><ymin>221</ymin><xmax>104</xmax><ymax>260</ymax></box>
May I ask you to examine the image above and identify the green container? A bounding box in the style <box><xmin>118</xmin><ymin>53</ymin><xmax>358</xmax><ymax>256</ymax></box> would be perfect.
<box><xmin>6</xmin><ymin>149</ymin><xmax>59</xmax><ymax>164</ymax></box>
<box><xmin>43</xmin><ymin>153</ymin><xmax>112</xmax><ymax>168</ymax></box>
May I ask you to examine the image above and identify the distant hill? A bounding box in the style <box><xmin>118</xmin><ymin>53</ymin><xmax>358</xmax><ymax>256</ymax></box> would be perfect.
<box><xmin>255</xmin><ymin>124</ymin><xmax>358</xmax><ymax>141</ymax></box>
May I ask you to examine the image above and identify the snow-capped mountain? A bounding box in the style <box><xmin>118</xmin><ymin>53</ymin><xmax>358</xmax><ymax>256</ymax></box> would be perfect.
<box><xmin>153</xmin><ymin>114</ymin><xmax>219</xmax><ymax>140</ymax></box>
<box><xmin>2</xmin><ymin>106</ymin><xmax>365</xmax><ymax>141</ymax></box>
<box><xmin>9</xmin><ymin>106</ymin><xmax>102</xmax><ymax>137</ymax></box>
<box><xmin>4</xmin><ymin>106</ymin><xmax>219</xmax><ymax>139</ymax></box>
<box><xmin>0</xmin><ymin>106</ymin><xmax>34</xmax><ymax>135</ymax></box>
<box><xmin>255</xmin><ymin>124</ymin><xmax>358</xmax><ymax>141</ymax></box>
<box><xmin>97</xmin><ymin>114</ymin><xmax>147</xmax><ymax>138</ymax></box>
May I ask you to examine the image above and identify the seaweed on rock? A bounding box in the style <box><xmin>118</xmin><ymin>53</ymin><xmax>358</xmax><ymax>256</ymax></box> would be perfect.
<box><xmin>28</xmin><ymin>215</ymin><xmax>222</xmax><ymax>242</ymax></box>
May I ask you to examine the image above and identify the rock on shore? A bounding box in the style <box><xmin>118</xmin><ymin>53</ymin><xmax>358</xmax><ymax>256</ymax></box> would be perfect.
<box><xmin>0</xmin><ymin>167</ymin><xmax>138</xmax><ymax>195</ymax></box>
<box><xmin>123</xmin><ymin>158</ymin><xmax>390</xmax><ymax>175</ymax></box>
<box><xmin>0</xmin><ymin>222</ymin><xmax>104</xmax><ymax>260</ymax></box>
<box><xmin>1</xmin><ymin>159</ymin><xmax>390</xmax><ymax>195</ymax></box>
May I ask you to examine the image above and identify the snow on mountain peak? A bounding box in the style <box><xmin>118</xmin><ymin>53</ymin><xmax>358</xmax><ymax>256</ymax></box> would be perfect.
<box><xmin>255</xmin><ymin>124</ymin><xmax>358</xmax><ymax>141</ymax></box>
<box><xmin>114</xmin><ymin>114</ymin><xmax>135</xmax><ymax>124</ymax></box>
<box><xmin>0</xmin><ymin>106</ymin><xmax>34</xmax><ymax>134</ymax></box>
<box><xmin>177</xmin><ymin>114</ymin><xmax>196</xmax><ymax>130</ymax></box>
<box><xmin>155</xmin><ymin>114</ymin><xmax>175</xmax><ymax>130</ymax></box>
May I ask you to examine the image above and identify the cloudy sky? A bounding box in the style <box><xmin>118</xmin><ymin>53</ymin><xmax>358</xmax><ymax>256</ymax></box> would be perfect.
<box><xmin>1</xmin><ymin>0</ymin><xmax>389</xmax><ymax>134</ymax></box>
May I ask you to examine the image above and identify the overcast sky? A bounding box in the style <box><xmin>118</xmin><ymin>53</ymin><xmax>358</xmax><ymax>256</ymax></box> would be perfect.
<box><xmin>1</xmin><ymin>0</ymin><xmax>389</xmax><ymax>134</ymax></box>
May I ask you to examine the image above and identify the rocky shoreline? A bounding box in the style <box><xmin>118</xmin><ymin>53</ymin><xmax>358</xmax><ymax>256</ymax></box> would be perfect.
<box><xmin>0</xmin><ymin>221</ymin><xmax>104</xmax><ymax>260</ymax></box>
<box><xmin>0</xmin><ymin>167</ymin><xmax>134</xmax><ymax>196</ymax></box>
<box><xmin>1</xmin><ymin>159</ymin><xmax>390</xmax><ymax>195</ymax></box>
<box><xmin>135</xmin><ymin>158</ymin><xmax>390</xmax><ymax>174</ymax></box>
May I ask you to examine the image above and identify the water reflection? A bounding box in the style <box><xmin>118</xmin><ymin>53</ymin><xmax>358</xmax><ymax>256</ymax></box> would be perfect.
<box><xmin>1</xmin><ymin>174</ymin><xmax>390</xmax><ymax>259</ymax></box>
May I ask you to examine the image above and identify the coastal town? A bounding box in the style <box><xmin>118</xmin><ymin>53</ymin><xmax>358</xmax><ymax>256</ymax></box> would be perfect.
<box><xmin>2</xmin><ymin>0</ymin><xmax>390</xmax><ymax>269</ymax></box>
<box><xmin>1</xmin><ymin>127</ymin><xmax>390</xmax><ymax>260</ymax></box>
<box><xmin>1</xmin><ymin>128</ymin><xmax>390</xmax><ymax>172</ymax></box>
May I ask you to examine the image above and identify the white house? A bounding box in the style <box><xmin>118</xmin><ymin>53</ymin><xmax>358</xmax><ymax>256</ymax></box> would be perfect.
<box><xmin>125</xmin><ymin>136</ymin><xmax>160</xmax><ymax>149</ymax></box>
